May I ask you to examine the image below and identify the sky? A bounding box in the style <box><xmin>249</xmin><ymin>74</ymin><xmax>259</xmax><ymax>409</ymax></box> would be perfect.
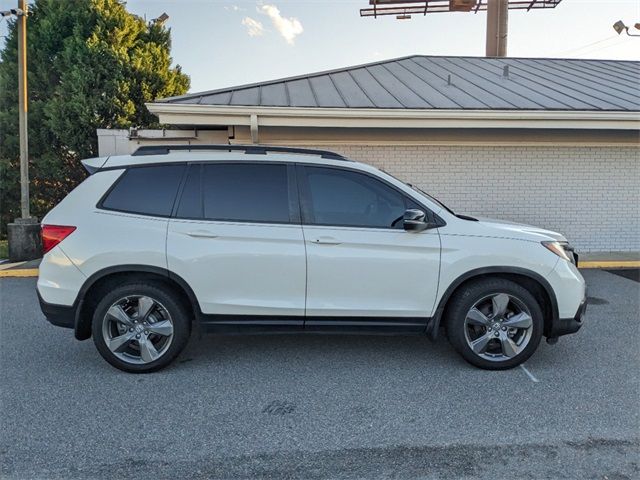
<box><xmin>1</xmin><ymin>0</ymin><xmax>639</xmax><ymax>94</ymax></box>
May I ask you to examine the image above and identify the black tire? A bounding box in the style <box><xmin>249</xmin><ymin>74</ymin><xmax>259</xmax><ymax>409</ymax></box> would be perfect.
<box><xmin>92</xmin><ymin>282</ymin><xmax>191</xmax><ymax>373</ymax></box>
<box><xmin>445</xmin><ymin>278</ymin><xmax>543</xmax><ymax>370</ymax></box>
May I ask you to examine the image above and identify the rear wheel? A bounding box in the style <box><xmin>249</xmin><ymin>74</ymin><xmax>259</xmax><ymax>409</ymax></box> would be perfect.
<box><xmin>92</xmin><ymin>282</ymin><xmax>191</xmax><ymax>373</ymax></box>
<box><xmin>446</xmin><ymin>278</ymin><xmax>543</xmax><ymax>370</ymax></box>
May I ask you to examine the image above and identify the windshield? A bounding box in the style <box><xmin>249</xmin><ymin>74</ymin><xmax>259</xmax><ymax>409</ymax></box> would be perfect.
<box><xmin>406</xmin><ymin>183</ymin><xmax>457</xmax><ymax>216</ymax></box>
<box><xmin>380</xmin><ymin>169</ymin><xmax>457</xmax><ymax>215</ymax></box>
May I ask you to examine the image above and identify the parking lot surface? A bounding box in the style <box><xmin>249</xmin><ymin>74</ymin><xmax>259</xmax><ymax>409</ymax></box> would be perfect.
<box><xmin>1</xmin><ymin>269</ymin><xmax>639</xmax><ymax>479</ymax></box>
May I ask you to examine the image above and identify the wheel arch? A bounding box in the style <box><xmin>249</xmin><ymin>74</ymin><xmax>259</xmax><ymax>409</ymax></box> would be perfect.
<box><xmin>73</xmin><ymin>265</ymin><xmax>201</xmax><ymax>340</ymax></box>
<box><xmin>426</xmin><ymin>267</ymin><xmax>559</xmax><ymax>340</ymax></box>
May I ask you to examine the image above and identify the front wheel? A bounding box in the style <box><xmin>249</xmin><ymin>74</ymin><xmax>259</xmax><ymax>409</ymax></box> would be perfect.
<box><xmin>446</xmin><ymin>278</ymin><xmax>543</xmax><ymax>370</ymax></box>
<box><xmin>92</xmin><ymin>282</ymin><xmax>191</xmax><ymax>373</ymax></box>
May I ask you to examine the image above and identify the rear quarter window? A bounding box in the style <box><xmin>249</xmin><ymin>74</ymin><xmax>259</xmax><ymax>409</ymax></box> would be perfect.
<box><xmin>100</xmin><ymin>165</ymin><xmax>185</xmax><ymax>217</ymax></box>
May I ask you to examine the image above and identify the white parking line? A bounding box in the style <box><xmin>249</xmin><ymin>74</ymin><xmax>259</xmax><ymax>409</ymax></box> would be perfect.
<box><xmin>519</xmin><ymin>364</ymin><xmax>540</xmax><ymax>383</ymax></box>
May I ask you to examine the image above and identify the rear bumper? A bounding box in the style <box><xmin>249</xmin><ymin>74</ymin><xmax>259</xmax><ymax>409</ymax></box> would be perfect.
<box><xmin>37</xmin><ymin>289</ymin><xmax>76</xmax><ymax>329</ymax></box>
<box><xmin>548</xmin><ymin>296</ymin><xmax>587</xmax><ymax>338</ymax></box>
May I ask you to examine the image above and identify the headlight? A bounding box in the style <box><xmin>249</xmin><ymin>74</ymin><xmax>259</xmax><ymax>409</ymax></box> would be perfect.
<box><xmin>542</xmin><ymin>241</ymin><xmax>576</xmax><ymax>264</ymax></box>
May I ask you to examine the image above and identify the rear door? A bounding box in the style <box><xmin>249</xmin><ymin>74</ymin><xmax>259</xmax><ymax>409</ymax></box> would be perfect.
<box><xmin>298</xmin><ymin>164</ymin><xmax>441</xmax><ymax>331</ymax></box>
<box><xmin>167</xmin><ymin>162</ymin><xmax>306</xmax><ymax>326</ymax></box>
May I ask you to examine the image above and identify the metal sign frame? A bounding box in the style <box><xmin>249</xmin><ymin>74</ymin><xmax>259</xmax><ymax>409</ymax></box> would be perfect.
<box><xmin>361</xmin><ymin>0</ymin><xmax>563</xmax><ymax>18</ymax></box>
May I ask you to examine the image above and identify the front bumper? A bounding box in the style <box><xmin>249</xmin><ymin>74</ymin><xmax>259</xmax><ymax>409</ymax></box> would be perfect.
<box><xmin>548</xmin><ymin>295</ymin><xmax>587</xmax><ymax>339</ymax></box>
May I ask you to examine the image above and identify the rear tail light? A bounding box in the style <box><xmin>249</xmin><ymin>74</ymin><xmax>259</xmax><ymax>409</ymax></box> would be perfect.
<box><xmin>41</xmin><ymin>225</ymin><xmax>76</xmax><ymax>254</ymax></box>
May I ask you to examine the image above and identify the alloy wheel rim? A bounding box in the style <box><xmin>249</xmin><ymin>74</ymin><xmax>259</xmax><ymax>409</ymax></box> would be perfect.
<box><xmin>463</xmin><ymin>293</ymin><xmax>533</xmax><ymax>362</ymax></box>
<box><xmin>102</xmin><ymin>295</ymin><xmax>174</xmax><ymax>365</ymax></box>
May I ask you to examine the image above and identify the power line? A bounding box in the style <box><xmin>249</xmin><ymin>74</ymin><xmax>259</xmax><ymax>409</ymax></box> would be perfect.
<box><xmin>573</xmin><ymin>38</ymin><xmax>633</xmax><ymax>57</ymax></box>
<box><xmin>555</xmin><ymin>35</ymin><xmax>621</xmax><ymax>56</ymax></box>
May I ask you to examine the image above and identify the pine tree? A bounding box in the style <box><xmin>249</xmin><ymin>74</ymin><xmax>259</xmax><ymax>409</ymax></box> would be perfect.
<box><xmin>0</xmin><ymin>0</ymin><xmax>190</xmax><ymax>232</ymax></box>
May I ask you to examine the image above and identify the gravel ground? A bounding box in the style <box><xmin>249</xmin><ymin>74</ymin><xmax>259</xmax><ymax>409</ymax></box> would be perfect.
<box><xmin>1</xmin><ymin>269</ymin><xmax>638</xmax><ymax>479</ymax></box>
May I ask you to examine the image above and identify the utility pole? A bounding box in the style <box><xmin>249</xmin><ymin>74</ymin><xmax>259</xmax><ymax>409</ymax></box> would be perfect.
<box><xmin>486</xmin><ymin>0</ymin><xmax>508</xmax><ymax>57</ymax></box>
<box><xmin>4</xmin><ymin>1</ymin><xmax>41</xmax><ymax>262</ymax></box>
<box><xmin>18</xmin><ymin>0</ymin><xmax>29</xmax><ymax>219</ymax></box>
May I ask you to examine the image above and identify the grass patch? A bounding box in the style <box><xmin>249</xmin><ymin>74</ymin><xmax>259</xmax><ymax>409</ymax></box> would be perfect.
<box><xmin>0</xmin><ymin>240</ymin><xmax>7</xmax><ymax>259</ymax></box>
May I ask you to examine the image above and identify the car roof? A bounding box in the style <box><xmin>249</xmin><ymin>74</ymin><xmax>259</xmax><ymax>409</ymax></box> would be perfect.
<box><xmin>79</xmin><ymin>146</ymin><xmax>448</xmax><ymax>217</ymax></box>
<box><xmin>82</xmin><ymin>145</ymin><xmax>356</xmax><ymax>174</ymax></box>
<box><xmin>131</xmin><ymin>144</ymin><xmax>349</xmax><ymax>160</ymax></box>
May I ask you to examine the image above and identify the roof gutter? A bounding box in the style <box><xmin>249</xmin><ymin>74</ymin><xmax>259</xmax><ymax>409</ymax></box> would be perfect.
<box><xmin>146</xmin><ymin>103</ymin><xmax>640</xmax><ymax>131</ymax></box>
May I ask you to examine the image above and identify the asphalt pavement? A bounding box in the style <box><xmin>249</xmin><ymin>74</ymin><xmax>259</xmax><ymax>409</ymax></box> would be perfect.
<box><xmin>1</xmin><ymin>269</ymin><xmax>638</xmax><ymax>479</ymax></box>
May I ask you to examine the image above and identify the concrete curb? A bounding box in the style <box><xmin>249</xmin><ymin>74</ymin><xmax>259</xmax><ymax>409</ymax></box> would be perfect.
<box><xmin>0</xmin><ymin>269</ymin><xmax>40</xmax><ymax>278</ymax></box>
<box><xmin>580</xmin><ymin>261</ymin><xmax>640</xmax><ymax>269</ymax></box>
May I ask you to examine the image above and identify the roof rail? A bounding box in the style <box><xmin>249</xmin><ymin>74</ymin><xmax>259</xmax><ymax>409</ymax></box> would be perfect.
<box><xmin>131</xmin><ymin>144</ymin><xmax>350</xmax><ymax>161</ymax></box>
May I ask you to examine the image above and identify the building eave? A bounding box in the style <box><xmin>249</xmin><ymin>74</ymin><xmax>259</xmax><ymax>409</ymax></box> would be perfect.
<box><xmin>146</xmin><ymin>103</ymin><xmax>640</xmax><ymax>131</ymax></box>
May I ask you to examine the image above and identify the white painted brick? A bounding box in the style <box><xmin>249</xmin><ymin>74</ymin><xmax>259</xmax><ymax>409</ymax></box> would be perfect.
<box><xmin>302</xmin><ymin>145</ymin><xmax>640</xmax><ymax>253</ymax></box>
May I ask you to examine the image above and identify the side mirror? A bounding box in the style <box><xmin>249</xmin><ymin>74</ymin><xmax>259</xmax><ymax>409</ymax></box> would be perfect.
<box><xmin>403</xmin><ymin>209</ymin><xmax>429</xmax><ymax>232</ymax></box>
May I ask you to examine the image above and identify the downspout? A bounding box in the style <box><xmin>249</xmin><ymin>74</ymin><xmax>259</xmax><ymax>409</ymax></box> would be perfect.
<box><xmin>250</xmin><ymin>114</ymin><xmax>259</xmax><ymax>144</ymax></box>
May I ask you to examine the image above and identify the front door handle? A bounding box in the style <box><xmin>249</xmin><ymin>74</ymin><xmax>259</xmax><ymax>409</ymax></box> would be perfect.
<box><xmin>312</xmin><ymin>236</ymin><xmax>342</xmax><ymax>245</ymax></box>
<box><xmin>185</xmin><ymin>230</ymin><xmax>218</xmax><ymax>239</ymax></box>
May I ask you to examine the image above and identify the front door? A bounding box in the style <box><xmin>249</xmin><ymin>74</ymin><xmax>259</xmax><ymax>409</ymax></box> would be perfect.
<box><xmin>167</xmin><ymin>162</ymin><xmax>306</xmax><ymax>326</ymax></box>
<box><xmin>297</xmin><ymin>165</ymin><xmax>441</xmax><ymax>331</ymax></box>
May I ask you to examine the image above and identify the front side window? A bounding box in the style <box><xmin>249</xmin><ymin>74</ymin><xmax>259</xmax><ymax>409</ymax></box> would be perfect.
<box><xmin>100</xmin><ymin>164</ymin><xmax>185</xmax><ymax>217</ymax></box>
<box><xmin>301</xmin><ymin>166</ymin><xmax>417</xmax><ymax>228</ymax></box>
<box><xmin>199</xmin><ymin>163</ymin><xmax>291</xmax><ymax>223</ymax></box>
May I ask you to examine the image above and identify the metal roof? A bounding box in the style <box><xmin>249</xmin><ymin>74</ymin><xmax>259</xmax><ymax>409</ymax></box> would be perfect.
<box><xmin>159</xmin><ymin>55</ymin><xmax>640</xmax><ymax>112</ymax></box>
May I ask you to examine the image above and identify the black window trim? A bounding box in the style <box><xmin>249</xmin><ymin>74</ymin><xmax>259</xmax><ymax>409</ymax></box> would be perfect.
<box><xmin>296</xmin><ymin>163</ymin><xmax>443</xmax><ymax>230</ymax></box>
<box><xmin>96</xmin><ymin>160</ymin><xmax>445</xmax><ymax>228</ymax></box>
<box><xmin>172</xmin><ymin>161</ymin><xmax>300</xmax><ymax>226</ymax></box>
<box><xmin>96</xmin><ymin>163</ymin><xmax>188</xmax><ymax>219</ymax></box>
<box><xmin>171</xmin><ymin>163</ymin><xmax>203</xmax><ymax>219</ymax></box>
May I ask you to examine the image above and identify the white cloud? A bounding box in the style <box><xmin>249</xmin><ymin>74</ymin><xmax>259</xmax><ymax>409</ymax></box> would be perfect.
<box><xmin>259</xmin><ymin>4</ymin><xmax>303</xmax><ymax>45</ymax></box>
<box><xmin>242</xmin><ymin>17</ymin><xmax>265</xmax><ymax>37</ymax></box>
<box><xmin>225</xmin><ymin>5</ymin><xmax>244</xmax><ymax>11</ymax></box>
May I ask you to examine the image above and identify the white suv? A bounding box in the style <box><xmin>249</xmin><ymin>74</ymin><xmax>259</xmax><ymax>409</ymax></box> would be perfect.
<box><xmin>37</xmin><ymin>145</ymin><xmax>586</xmax><ymax>373</ymax></box>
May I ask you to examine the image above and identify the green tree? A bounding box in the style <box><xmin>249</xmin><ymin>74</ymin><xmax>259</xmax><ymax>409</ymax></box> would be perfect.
<box><xmin>0</xmin><ymin>0</ymin><xmax>189</xmax><ymax>233</ymax></box>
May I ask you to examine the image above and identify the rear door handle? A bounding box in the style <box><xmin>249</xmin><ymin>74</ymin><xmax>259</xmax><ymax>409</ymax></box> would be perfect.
<box><xmin>185</xmin><ymin>230</ymin><xmax>218</xmax><ymax>239</ymax></box>
<box><xmin>312</xmin><ymin>236</ymin><xmax>342</xmax><ymax>245</ymax></box>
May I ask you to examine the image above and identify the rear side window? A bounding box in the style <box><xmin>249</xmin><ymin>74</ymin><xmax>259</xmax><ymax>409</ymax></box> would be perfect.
<box><xmin>100</xmin><ymin>165</ymin><xmax>185</xmax><ymax>217</ymax></box>
<box><xmin>200</xmin><ymin>163</ymin><xmax>290</xmax><ymax>223</ymax></box>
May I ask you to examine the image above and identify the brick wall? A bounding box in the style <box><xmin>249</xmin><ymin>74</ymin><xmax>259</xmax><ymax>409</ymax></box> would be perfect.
<box><xmin>305</xmin><ymin>145</ymin><xmax>640</xmax><ymax>253</ymax></box>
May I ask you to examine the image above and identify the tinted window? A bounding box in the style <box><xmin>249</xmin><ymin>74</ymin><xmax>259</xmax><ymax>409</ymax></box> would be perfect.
<box><xmin>202</xmin><ymin>163</ymin><xmax>290</xmax><ymax>223</ymax></box>
<box><xmin>176</xmin><ymin>164</ymin><xmax>202</xmax><ymax>218</ymax></box>
<box><xmin>101</xmin><ymin>165</ymin><xmax>185</xmax><ymax>217</ymax></box>
<box><xmin>303</xmin><ymin>167</ymin><xmax>414</xmax><ymax>228</ymax></box>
